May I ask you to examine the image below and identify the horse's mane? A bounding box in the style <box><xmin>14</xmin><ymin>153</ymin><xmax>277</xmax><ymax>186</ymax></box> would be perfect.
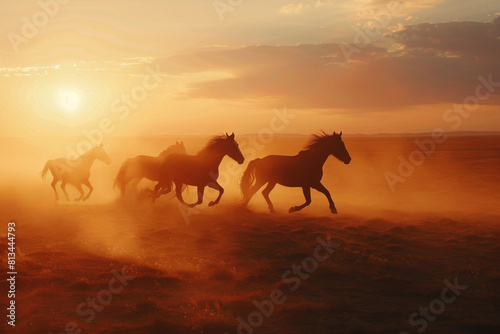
<box><xmin>199</xmin><ymin>135</ymin><xmax>227</xmax><ymax>152</ymax></box>
<box><xmin>158</xmin><ymin>143</ymin><xmax>182</xmax><ymax>158</ymax></box>
<box><xmin>303</xmin><ymin>131</ymin><xmax>340</xmax><ymax>151</ymax></box>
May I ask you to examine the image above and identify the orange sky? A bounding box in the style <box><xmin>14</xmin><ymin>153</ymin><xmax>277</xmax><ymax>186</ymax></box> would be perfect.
<box><xmin>0</xmin><ymin>0</ymin><xmax>499</xmax><ymax>138</ymax></box>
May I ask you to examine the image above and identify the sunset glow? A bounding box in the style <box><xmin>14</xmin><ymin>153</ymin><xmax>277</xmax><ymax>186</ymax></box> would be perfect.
<box><xmin>0</xmin><ymin>1</ymin><xmax>498</xmax><ymax>138</ymax></box>
<box><xmin>57</xmin><ymin>89</ymin><xmax>81</xmax><ymax>113</ymax></box>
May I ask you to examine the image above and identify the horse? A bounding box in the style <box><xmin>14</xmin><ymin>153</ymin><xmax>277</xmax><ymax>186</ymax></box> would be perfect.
<box><xmin>113</xmin><ymin>141</ymin><xmax>186</xmax><ymax>196</ymax></box>
<box><xmin>40</xmin><ymin>144</ymin><xmax>111</xmax><ymax>201</ymax></box>
<box><xmin>241</xmin><ymin>131</ymin><xmax>351</xmax><ymax>214</ymax></box>
<box><xmin>152</xmin><ymin>133</ymin><xmax>244</xmax><ymax>207</ymax></box>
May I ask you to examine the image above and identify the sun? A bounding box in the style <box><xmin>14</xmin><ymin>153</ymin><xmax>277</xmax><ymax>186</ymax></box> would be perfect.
<box><xmin>58</xmin><ymin>89</ymin><xmax>82</xmax><ymax>113</ymax></box>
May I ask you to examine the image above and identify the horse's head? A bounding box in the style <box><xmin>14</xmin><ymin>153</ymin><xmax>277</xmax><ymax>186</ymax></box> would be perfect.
<box><xmin>222</xmin><ymin>133</ymin><xmax>245</xmax><ymax>165</ymax></box>
<box><xmin>176</xmin><ymin>141</ymin><xmax>187</xmax><ymax>154</ymax></box>
<box><xmin>330</xmin><ymin>131</ymin><xmax>351</xmax><ymax>164</ymax></box>
<box><xmin>174</xmin><ymin>141</ymin><xmax>187</xmax><ymax>155</ymax></box>
<box><xmin>94</xmin><ymin>144</ymin><xmax>112</xmax><ymax>165</ymax></box>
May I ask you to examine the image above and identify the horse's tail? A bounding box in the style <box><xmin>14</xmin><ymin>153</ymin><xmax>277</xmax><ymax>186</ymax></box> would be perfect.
<box><xmin>40</xmin><ymin>161</ymin><xmax>50</xmax><ymax>180</ymax></box>
<box><xmin>113</xmin><ymin>159</ymin><xmax>129</xmax><ymax>194</ymax></box>
<box><xmin>241</xmin><ymin>158</ymin><xmax>260</xmax><ymax>201</ymax></box>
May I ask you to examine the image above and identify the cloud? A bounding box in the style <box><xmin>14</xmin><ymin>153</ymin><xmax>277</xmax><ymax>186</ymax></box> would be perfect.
<box><xmin>365</xmin><ymin>0</ymin><xmax>442</xmax><ymax>11</ymax></box>
<box><xmin>6</xmin><ymin>17</ymin><xmax>486</xmax><ymax>109</ymax></box>
<box><xmin>279</xmin><ymin>1</ymin><xmax>329</xmax><ymax>15</ymax></box>
<box><xmin>0</xmin><ymin>56</ymin><xmax>159</xmax><ymax>78</ymax></box>
<box><xmin>154</xmin><ymin>16</ymin><xmax>500</xmax><ymax>110</ymax></box>
<box><xmin>280</xmin><ymin>3</ymin><xmax>307</xmax><ymax>15</ymax></box>
<box><xmin>392</xmin><ymin>16</ymin><xmax>500</xmax><ymax>58</ymax></box>
<box><xmin>351</xmin><ymin>0</ymin><xmax>444</xmax><ymax>20</ymax></box>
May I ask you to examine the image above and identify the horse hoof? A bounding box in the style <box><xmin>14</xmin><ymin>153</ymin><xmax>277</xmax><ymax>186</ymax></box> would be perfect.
<box><xmin>83</xmin><ymin>197</ymin><xmax>88</xmax><ymax>201</ymax></box>
<box><xmin>289</xmin><ymin>207</ymin><xmax>296</xmax><ymax>213</ymax></box>
<box><xmin>208</xmin><ymin>201</ymin><xmax>216</xmax><ymax>207</ymax></box>
<box><xmin>270</xmin><ymin>208</ymin><xmax>276</xmax><ymax>214</ymax></box>
<box><xmin>331</xmin><ymin>207</ymin><xmax>338</xmax><ymax>214</ymax></box>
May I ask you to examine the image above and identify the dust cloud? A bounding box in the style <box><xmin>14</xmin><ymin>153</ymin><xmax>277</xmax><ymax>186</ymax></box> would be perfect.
<box><xmin>1</xmin><ymin>135</ymin><xmax>499</xmax><ymax>334</ymax></box>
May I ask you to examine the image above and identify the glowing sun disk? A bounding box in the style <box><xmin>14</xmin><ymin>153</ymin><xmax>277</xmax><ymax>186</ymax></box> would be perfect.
<box><xmin>58</xmin><ymin>90</ymin><xmax>81</xmax><ymax>113</ymax></box>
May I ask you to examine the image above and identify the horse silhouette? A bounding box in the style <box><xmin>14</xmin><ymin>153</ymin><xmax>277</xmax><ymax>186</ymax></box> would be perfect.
<box><xmin>114</xmin><ymin>141</ymin><xmax>186</xmax><ymax>196</ymax></box>
<box><xmin>152</xmin><ymin>133</ymin><xmax>244</xmax><ymax>207</ymax></box>
<box><xmin>41</xmin><ymin>144</ymin><xmax>111</xmax><ymax>201</ymax></box>
<box><xmin>241</xmin><ymin>131</ymin><xmax>351</xmax><ymax>214</ymax></box>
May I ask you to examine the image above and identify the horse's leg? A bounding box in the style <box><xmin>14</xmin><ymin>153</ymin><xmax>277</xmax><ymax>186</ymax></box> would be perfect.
<box><xmin>151</xmin><ymin>182</ymin><xmax>163</xmax><ymax>203</ymax></box>
<box><xmin>51</xmin><ymin>177</ymin><xmax>59</xmax><ymax>201</ymax></box>
<box><xmin>60</xmin><ymin>180</ymin><xmax>70</xmax><ymax>201</ymax></box>
<box><xmin>160</xmin><ymin>183</ymin><xmax>173</xmax><ymax>195</ymax></box>
<box><xmin>312</xmin><ymin>182</ymin><xmax>337</xmax><ymax>214</ymax></box>
<box><xmin>242</xmin><ymin>179</ymin><xmax>267</xmax><ymax>207</ymax></box>
<box><xmin>289</xmin><ymin>187</ymin><xmax>311</xmax><ymax>213</ymax></box>
<box><xmin>151</xmin><ymin>180</ymin><xmax>172</xmax><ymax>203</ymax></box>
<box><xmin>186</xmin><ymin>186</ymin><xmax>204</xmax><ymax>208</ymax></box>
<box><xmin>82</xmin><ymin>180</ymin><xmax>93</xmax><ymax>201</ymax></box>
<box><xmin>155</xmin><ymin>180</ymin><xmax>173</xmax><ymax>196</ymax></box>
<box><xmin>207</xmin><ymin>181</ymin><xmax>224</xmax><ymax>207</ymax></box>
<box><xmin>175</xmin><ymin>182</ymin><xmax>187</xmax><ymax>205</ymax></box>
<box><xmin>262</xmin><ymin>182</ymin><xmax>277</xmax><ymax>213</ymax></box>
<box><xmin>74</xmin><ymin>184</ymin><xmax>85</xmax><ymax>201</ymax></box>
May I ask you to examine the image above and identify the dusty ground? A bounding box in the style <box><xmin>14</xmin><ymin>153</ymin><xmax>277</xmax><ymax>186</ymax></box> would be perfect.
<box><xmin>1</xmin><ymin>135</ymin><xmax>499</xmax><ymax>334</ymax></box>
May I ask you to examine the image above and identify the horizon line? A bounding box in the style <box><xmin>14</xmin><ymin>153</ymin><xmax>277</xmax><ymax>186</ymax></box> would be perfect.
<box><xmin>2</xmin><ymin>130</ymin><xmax>500</xmax><ymax>140</ymax></box>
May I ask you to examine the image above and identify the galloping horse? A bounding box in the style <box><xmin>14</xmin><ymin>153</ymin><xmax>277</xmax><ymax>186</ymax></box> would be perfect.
<box><xmin>41</xmin><ymin>144</ymin><xmax>111</xmax><ymax>201</ymax></box>
<box><xmin>152</xmin><ymin>133</ymin><xmax>244</xmax><ymax>207</ymax></box>
<box><xmin>114</xmin><ymin>142</ymin><xmax>186</xmax><ymax>196</ymax></box>
<box><xmin>241</xmin><ymin>131</ymin><xmax>351</xmax><ymax>214</ymax></box>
